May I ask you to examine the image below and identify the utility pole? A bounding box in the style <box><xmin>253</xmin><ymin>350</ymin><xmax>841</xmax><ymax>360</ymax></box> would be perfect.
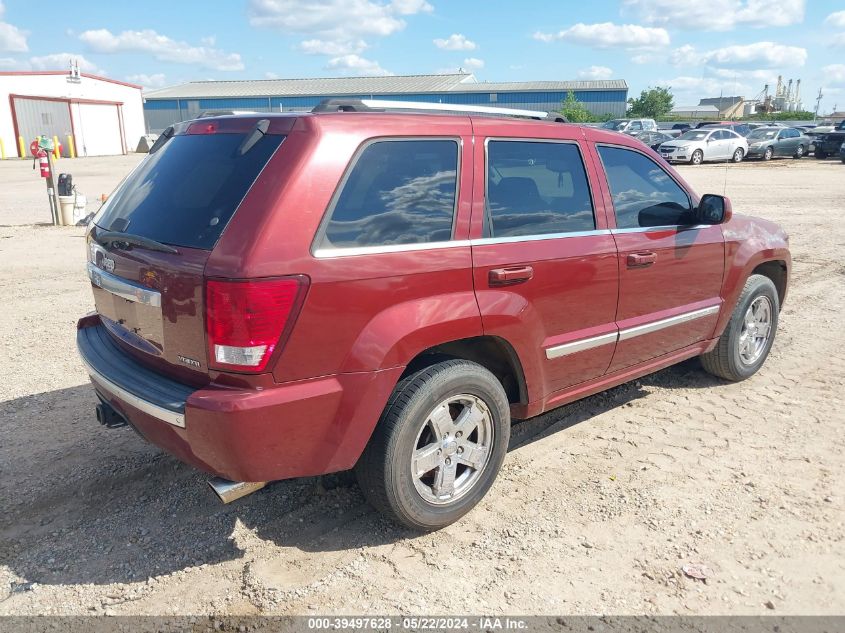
<box><xmin>814</xmin><ymin>87</ymin><xmax>823</xmax><ymax>122</ymax></box>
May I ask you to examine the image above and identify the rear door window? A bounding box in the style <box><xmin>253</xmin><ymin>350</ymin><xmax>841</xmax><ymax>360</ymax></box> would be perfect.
<box><xmin>94</xmin><ymin>131</ymin><xmax>284</xmax><ymax>250</ymax></box>
<box><xmin>597</xmin><ymin>145</ymin><xmax>693</xmax><ymax>229</ymax></box>
<box><xmin>485</xmin><ymin>140</ymin><xmax>595</xmax><ymax>237</ymax></box>
<box><xmin>317</xmin><ymin>139</ymin><xmax>459</xmax><ymax>249</ymax></box>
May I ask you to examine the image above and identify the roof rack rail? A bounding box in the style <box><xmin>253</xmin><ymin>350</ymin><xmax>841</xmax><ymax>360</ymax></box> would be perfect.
<box><xmin>311</xmin><ymin>98</ymin><xmax>568</xmax><ymax>122</ymax></box>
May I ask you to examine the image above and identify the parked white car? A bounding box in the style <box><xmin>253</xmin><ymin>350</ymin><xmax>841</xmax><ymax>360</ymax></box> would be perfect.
<box><xmin>601</xmin><ymin>118</ymin><xmax>658</xmax><ymax>134</ymax></box>
<box><xmin>657</xmin><ymin>128</ymin><xmax>748</xmax><ymax>165</ymax></box>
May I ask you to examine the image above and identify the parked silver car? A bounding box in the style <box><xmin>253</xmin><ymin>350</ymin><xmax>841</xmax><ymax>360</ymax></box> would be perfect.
<box><xmin>658</xmin><ymin>128</ymin><xmax>748</xmax><ymax>165</ymax></box>
<box><xmin>601</xmin><ymin>118</ymin><xmax>658</xmax><ymax>134</ymax></box>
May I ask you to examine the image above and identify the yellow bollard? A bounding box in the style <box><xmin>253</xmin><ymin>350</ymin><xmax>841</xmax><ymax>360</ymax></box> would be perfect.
<box><xmin>53</xmin><ymin>135</ymin><xmax>60</xmax><ymax>160</ymax></box>
<box><xmin>67</xmin><ymin>135</ymin><xmax>76</xmax><ymax>159</ymax></box>
<box><xmin>0</xmin><ymin>138</ymin><xmax>5</xmax><ymax>160</ymax></box>
<box><xmin>18</xmin><ymin>135</ymin><xmax>25</xmax><ymax>158</ymax></box>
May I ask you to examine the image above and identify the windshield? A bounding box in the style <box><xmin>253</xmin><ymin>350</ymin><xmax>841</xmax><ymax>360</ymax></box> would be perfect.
<box><xmin>677</xmin><ymin>131</ymin><xmax>710</xmax><ymax>141</ymax></box>
<box><xmin>94</xmin><ymin>131</ymin><xmax>284</xmax><ymax>250</ymax></box>
<box><xmin>748</xmin><ymin>129</ymin><xmax>778</xmax><ymax>140</ymax></box>
<box><xmin>602</xmin><ymin>119</ymin><xmax>627</xmax><ymax>130</ymax></box>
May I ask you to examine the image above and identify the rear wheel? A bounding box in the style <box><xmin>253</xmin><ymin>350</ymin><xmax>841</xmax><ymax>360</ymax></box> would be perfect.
<box><xmin>732</xmin><ymin>147</ymin><xmax>744</xmax><ymax>163</ymax></box>
<box><xmin>816</xmin><ymin>150</ymin><xmax>827</xmax><ymax>159</ymax></box>
<box><xmin>355</xmin><ymin>360</ymin><xmax>510</xmax><ymax>531</ymax></box>
<box><xmin>691</xmin><ymin>149</ymin><xmax>703</xmax><ymax>165</ymax></box>
<box><xmin>700</xmin><ymin>274</ymin><xmax>779</xmax><ymax>382</ymax></box>
<box><xmin>794</xmin><ymin>144</ymin><xmax>804</xmax><ymax>159</ymax></box>
<box><xmin>763</xmin><ymin>146</ymin><xmax>774</xmax><ymax>161</ymax></box>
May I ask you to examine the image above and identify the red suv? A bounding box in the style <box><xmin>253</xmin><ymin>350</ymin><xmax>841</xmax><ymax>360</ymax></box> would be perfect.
<box><xmin>78</xmin><ymin>100</ymin><xmax>790</xmax><ymax>530</ymax></box>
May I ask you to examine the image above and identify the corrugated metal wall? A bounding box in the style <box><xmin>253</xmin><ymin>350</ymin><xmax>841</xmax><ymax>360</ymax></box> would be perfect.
<box><xmin>143</xmin><ymin>90</ymin><xmax>628</xmax><ymax>132</ymax></box>
<box><xmin>12</xmin><ymin>98</ymin><xmax>73</xmax><ymax>156</ymax></box>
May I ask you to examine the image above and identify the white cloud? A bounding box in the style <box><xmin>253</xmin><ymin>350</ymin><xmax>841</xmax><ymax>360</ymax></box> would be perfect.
<box><xmin>126</xmin><ymin>73</ymin><xmax>167</xmax><ymax>89</ymax></box>
<box><xmin>534</xmin><ymin>22</ymin><xmax>670</xmax><ymax>50</ymax></box>
<box><xmin>668</xmin><ymin>41</ymin><xmax>806</xmax><ymax>69</ymax></box>
<box><xmin>669</xmin><ymin>44</ymin><xmax>698</xmax><ymax>66</ymax></box>
<box><xmin>265</xmin><ymin>71</ymin><xmax>280</xmax><ymax>79</ymax></box>
<box><xmin>326</xmin><ymin>54</ymin><xmax>391</xmax><ymax>76</ymax></box>
<box><xmin>631</xmin><ymin>54</ymin><xmax>655</xmax><ymax>64</ymax></box>
<box><xmin>0</xmin><ymin>55</ymin><xmax>19</xmax><ymax>68</ymax></box>
<box><xmin>824</xmin><ymin>64</ymin><xmax>845</xmax><ymax>84</ymax></box>
<box><xmin>825</xmin><ymin>11</ymin><xmax>845</xmax><ymax>29</ymax></box>
<box><xmin>463</xmin><ymin>57</ymin><xmax>484</xmax><ymax>69</ymax></box>
<box><xmin>433</xmin><ymin>33</ymin><xmax>477</xmax><ymax>51</ymax></box>
<box><xmin>390</xmin><ymin>0</ymin><xmax>432</xmax><ymax>14</ymax></box>
<box><xmin>702</xmin><ymin>41</ymin><xmax>806</xmax><ymax>67</ymax></box>
<box><xmin>78</xmin><ymin>28</ymin><xmax>244</xmax><ymax>71</ymax></box>
<box><xmin>0</xmin><ymin>1</ymin><xmax>28</xmax><ymax>52</ymax></box>
<box><xmin>29</xmin><ymin>53</ymin><xmax>104</xmax><ymax>74</ymax></box>
<box><xmin>578</xmin><ymin>65</ymin><xmax>613</xmax><ymax>79</ymax></box>
<box><xmin>249</xmin><ymin>0</ymin><xmax>430</xmax><ymax>59</ymax></box>
<box><xmin>622</xmin><ymin>0</ymin><xmax>805</xmax><ymax>31</ymax></box>
<box><xmin>299</xmin><ymin>38</ymin><xmax>367</xmax><ymax>55</ymax></box>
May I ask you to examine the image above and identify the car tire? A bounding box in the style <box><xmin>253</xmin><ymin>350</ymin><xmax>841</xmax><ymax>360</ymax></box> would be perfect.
<box><xmin>794</xmin><ymin>144</ymin><xmax>804</xmax><ymax>159</ymax></box>
<box><xmin>691</xmin><ymin>150</ymin><xmax>703</xmax><ymax>165</ymax></box>
<box><xmin>816</xmin><ymin>150</ymin><xmax>827</xmax><ymax>159</ymax></box>
<box><xmin>732</xmin><ymin>148</ymin><xmax>744</xmax><ymax>163</ymax></box>
<box><xmin>700</xmin><ymin>274</ymin><xmax>779</xmax><ymax>382</ymax></box>
<box><xmin>763</xmin><ymin>147</ymin><xmax>773</xmax><ymax>161</ymax></box>
<box><xmin>355</xmin><ymin>359</ymin><xmax>510</xmax><ymax>531</ymax></box>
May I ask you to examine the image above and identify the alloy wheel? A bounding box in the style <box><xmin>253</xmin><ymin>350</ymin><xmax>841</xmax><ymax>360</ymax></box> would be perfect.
<box><xmin>738</xmin><ymin>296</ymin><xmax>773</xmax><ymax>365</ymax></box>
<box><xmin>411</xmin><ymin>394</ymin><xmax>494</xmax><ymax>505</ymax></box>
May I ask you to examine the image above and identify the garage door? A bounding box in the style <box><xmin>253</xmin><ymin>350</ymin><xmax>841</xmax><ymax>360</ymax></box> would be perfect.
<box><xmin>73</xmin><ymin>103</ymin><xmax>125</xmax><ymax>156</ymax></box>
<box><xmin>12</xmin><ymin>97</ymin><xmax>73</xmax><ymax>157</ymax></box>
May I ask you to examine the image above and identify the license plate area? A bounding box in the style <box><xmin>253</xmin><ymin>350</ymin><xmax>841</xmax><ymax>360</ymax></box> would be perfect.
<box><xmin>88</xmin><ymin>263</ymin><xmax>165</xmax><ymax>352</ymax></box>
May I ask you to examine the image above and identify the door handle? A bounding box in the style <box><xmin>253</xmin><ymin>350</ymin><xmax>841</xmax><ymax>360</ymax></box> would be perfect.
<box><xmin>489</xmin><ymin>266</ymin><xmax>534</xmax><ymax>286</ymax></box>
<box><xmin>627</xmin><ymin>252</ymin><xmax>657</xmax><ymax>267</ymax></box>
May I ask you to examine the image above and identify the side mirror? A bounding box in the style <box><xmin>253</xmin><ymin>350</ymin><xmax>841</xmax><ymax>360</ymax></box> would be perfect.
<box><xmin>697</xmin><ymin>194</ymin><xmax>732</xmax><ymax>225</ymax></box>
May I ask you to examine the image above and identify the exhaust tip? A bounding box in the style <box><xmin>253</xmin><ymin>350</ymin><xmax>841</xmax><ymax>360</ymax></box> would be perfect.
<box><xmin>208</xmin><ymin>477</ymin><xmax>267</xmax><ymax>504</ymax></box>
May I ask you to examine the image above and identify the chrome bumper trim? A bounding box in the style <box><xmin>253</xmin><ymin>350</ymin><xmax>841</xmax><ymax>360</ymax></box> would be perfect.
<box><xmin>79</xmin><ymin>355</ymin><xmax>186</xmax><ymax>428</ymax></box>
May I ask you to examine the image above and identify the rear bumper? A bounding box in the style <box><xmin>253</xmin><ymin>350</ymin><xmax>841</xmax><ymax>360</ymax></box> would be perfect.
<box><xmin>77</xmin><ymin>318</ymin><xmax>402</xmax><ymax>482</ymax></box>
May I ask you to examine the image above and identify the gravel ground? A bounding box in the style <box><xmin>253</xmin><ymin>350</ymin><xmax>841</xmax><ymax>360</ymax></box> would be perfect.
<box><xmin>0</xmin><ymin>154</ymin><xmax>143</xmax><ymax>226</ymax></box>
<box><xmin>0</xmin><ymin>156</ymin><xmax>843</xmax><ymax>616</ymax></box>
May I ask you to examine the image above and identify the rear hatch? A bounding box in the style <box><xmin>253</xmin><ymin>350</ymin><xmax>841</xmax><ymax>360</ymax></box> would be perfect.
<box><xmin>86</xmin><ymin>116</ymin><xmax>288</xmax><ymax>384</ymax></box>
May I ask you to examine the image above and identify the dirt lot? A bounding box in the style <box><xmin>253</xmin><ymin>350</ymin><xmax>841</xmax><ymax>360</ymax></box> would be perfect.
<box><xmin>0</xmin><ymin>156</ymin><xmax>843</xmax><ymax>616</ymax></box>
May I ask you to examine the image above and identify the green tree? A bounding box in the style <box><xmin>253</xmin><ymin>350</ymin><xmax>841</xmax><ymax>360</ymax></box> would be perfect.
<box><xmin>560</xmin><ymin>91</ymin><xmax>595</xmax><ymax>122</ymax></box>
<box><xmin>627</xmin><ymin>86</ymin><xmax>674</xmax><ymax>119</ymax></box>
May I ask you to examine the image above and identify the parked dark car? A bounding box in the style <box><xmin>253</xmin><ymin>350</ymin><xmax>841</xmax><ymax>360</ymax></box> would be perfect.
<box><xmin>813</xmin><ymin>120</ymin><xmax>845</xmax><ymax>159</ymax></box>
<box><xmin>633</xmin><ymin>130</ymin><xmax>675</xmax><ymax>151</ymax></box>
<box><xmin>840</xmin><ymin>142</ymin><xmax>845</xmax><ymax>163</ymax></box>
<box><xmin>77</xmin><ymin>100</ymin><xmax>790</xmax><ymax>530</ymax></box>
<box><xmin>672</xmin><ymin>123</ymin><xmax>691</xmax><ymax>132</ymax></box>
<box><xmin>745</xmin><ymin>127</ymin><xmax>809</xmax><ymax>160</ymax></box>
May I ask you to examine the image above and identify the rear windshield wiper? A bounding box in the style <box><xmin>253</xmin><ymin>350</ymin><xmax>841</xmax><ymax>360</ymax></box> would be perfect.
<box><xmin>148</xmin><ymin>126</ymin><xmax>174</xmax><ymax>154</ymax></box>
<box><xmin>96</xmin><ymin>231</ymin><xmax>178</xmax><ymax>254</ymax></box>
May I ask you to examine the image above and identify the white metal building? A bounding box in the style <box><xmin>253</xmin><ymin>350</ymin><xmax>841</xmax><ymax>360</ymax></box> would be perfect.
<box><xmin>0</xmin><ymin>68</ymin><xmax>145</xmax><ymax>158</ymax></box>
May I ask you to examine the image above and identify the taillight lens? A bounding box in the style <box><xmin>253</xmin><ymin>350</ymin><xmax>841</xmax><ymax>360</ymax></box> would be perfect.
<box><xmin>205</xmin><ymin>278</ymin><xmax>305</xmax><ymax>373</ymax></box>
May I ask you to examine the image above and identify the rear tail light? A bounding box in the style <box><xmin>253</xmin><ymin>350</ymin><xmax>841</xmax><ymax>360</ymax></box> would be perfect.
<box><xmin>205</xmin><ymin>277</ymin><xmax>307</xmax><ymax>373</ymax></box>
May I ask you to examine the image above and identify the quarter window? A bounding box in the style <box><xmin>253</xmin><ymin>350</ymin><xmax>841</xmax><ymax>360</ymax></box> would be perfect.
<box><xmin>597</xmin><ymin>146</ymin><xmax>694</xmax><ymax>229</ymax></box>
<box><xmin>485</xmin><ymin>141</ymin><xmax>595</xmax><ymax>237</ymax></box>
<box><xmin>319</xmin><ymin>139</ymin><xmax>458</xmax><ymax>249</ymax></box>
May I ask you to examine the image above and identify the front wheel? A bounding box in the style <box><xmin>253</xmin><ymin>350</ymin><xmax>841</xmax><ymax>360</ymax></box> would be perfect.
<box><xmin>794</xmin><ymin>144</ymin><xmax>804</xmax><ymax>159</ymax></box>
<box><xmin>355</xmin><ymin>360</ymin><xmax>510</xmax><ymax>531</ymax></box>
<box><xmin>732</xmin><ymin>147</ymin><xmax>744</xmax><ymax>163</ymax></box>
<box><xmin>691</xmin><ymin>149</ymin><xmax>703</xmax><ymax>165</ymax></box>
<box><xmin>763</xmin><ymin>147</ymin><xmax>774</xmax><ymax>161</ymax></box>
<box><xmin>816</xmin><ymin>150</ymin><xmax>827</xmax><ymax>159</ymax></box>
<box><xmin>700</xmin><ymin>274</ymin><xmax>779</xmax><ymax>382</ymax></box>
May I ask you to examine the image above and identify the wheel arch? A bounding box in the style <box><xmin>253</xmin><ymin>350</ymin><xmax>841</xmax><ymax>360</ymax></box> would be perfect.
<box><xmin>751</xmin><ymin>259</ymin><xmax>788</xmax><ymax>308</ymax></box>
<box><xmin>400</xmin><ymin>336</ymin><xmax>529</xmax><ymax>409</ymax></box>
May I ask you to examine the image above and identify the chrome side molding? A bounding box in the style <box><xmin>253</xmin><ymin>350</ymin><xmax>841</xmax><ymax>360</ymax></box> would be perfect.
<box><xmin>545</xmin><ymin>305</ymin><xmax>721</xmax><ymax>360</ymax></box>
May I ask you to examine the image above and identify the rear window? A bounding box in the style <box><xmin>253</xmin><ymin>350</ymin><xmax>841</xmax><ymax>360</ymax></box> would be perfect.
<box><xmin>94</xmin><ymin>132</ymin><xmax>283</xmax><ymax>250</ymax></box>
<box><xmin>317</xmin><ymin>139</ymin><xmax>459</xmax><ymax>250</ymax></box>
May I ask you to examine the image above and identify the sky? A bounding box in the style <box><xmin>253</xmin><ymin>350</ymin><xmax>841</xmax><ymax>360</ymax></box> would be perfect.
<box><xmin>1</xmin><ymin>0</ymin><xmax>844</xmax><ymax>113</ymax></box>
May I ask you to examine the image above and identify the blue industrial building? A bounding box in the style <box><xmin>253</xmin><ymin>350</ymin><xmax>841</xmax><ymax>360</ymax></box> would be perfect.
<box><xmin>142</xmin><ymin>73</ymin><xmax>628</xmax><ymax>132</ymax></box>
